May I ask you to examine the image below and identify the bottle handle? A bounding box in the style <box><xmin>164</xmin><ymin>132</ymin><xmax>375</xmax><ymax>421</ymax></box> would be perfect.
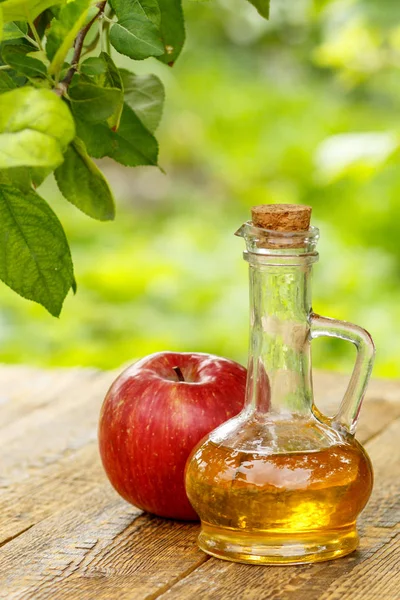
<box><xmin>310</xmin><ymin>313</ymin><xmax>375</xmax><ymax>434</ymax></box>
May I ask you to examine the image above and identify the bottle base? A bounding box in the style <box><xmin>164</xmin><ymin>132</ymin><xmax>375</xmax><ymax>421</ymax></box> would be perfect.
<box><xmin>198</xmin><ymin>523</ymin><xmax>359</xmax><ymax>565</ymax></box>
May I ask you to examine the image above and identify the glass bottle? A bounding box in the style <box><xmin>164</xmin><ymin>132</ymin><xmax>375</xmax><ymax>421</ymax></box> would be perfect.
<box><xmin>185</xmin><ymin>205</ymin><xmax>375</xmax><ymax>565</ymax></box>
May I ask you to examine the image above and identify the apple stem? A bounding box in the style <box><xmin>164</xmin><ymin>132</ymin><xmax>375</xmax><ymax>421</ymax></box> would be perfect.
<box><xmin>173</xmin><ymin>366</ymin><xmax>185</xmax><ymax>382</ymax></box>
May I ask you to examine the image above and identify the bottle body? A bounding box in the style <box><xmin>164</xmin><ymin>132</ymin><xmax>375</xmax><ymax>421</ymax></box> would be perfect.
<box><xmin>185</xmin><ymin>413</ymin><xmax>373</xmax><ymax>564</ymax></box>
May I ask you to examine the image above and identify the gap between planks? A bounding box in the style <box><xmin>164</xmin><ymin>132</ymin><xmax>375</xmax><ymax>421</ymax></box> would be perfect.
<box><xmin>0</xmin><ymin>524</ymin><xmax>34</xmax><ymax>550</ymax></box>
<box><xmin>144</xmin><ymin>556</ymin><xmax>210</xmax><ymax>600</ymax></box>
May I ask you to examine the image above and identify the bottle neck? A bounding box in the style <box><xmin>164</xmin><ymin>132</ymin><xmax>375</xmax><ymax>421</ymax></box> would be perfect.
<box><xmin>245</xmin><ymin>256</ymin><xmax>314</xmax><ymax>417</ymax></box>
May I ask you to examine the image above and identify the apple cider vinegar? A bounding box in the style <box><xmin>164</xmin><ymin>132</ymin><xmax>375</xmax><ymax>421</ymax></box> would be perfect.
<box><xmin>185</xmin><ymin>205</ymin><xmax>375</xmax><ymax>564</ymax></box>
<box><xmin>186</xmin><ymin>421</ymin><xmax>373</xmax><ymax>564</ymax></box>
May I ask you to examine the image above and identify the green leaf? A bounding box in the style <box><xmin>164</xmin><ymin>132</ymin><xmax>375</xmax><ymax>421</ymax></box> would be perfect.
<box><xmin>76</xmin><ymin>103</ymin><xmax>159</xmax><ymax>167</ymax></box>
<box><xmin>97</xmin><ymin>52</ymin><xmax>124</xmax><ymax>130</ymax></box>
<box><xmin>110</xmin><ymin>0</ymin><xmax>161</xmax><ymax>27</ymax></box>
<box><xmin>27</xmin><ymin>48</ymin><xmax>49</xmax><ymax>63</ymax></box>
<box><xmin>47</xmin><ymin>0</ymin><xmax>93</xmax><ymax>76</ymax></box>
<box><xmin>69</xmin><ymin>80</ymin><xmax>122</xmax><ymax>123</ymax></box>
<box><xmin>74</xmin><ymin>118</ymin><xmax>110</xmax><ymax>158</ymax></box>
<box><xmin>11</xmin><ymin>166</ymin><xmax>31</xmax><ymax>191</ymax></box>
<box><xmin>156</xmin><ymin>0</ymin><xmax>185</xmax><ymax>65</ymax></box>
<box><xmin>246</xmin><ymin>0</ymin><xmax>270</xmax><ymax>19</ymax></box>
<box><xmin>0</xmin><ymin>0</ymin><xmax>65</xmax><ymax>23</ymax></box>
<box><xmin>55</xmin><ymin>138</ymin><xmax>115</xmax><ymax>221</ymax></box>
<box><xmin>120</xmin><ymin>69</ymin><xmax>164</xmax><ymax>133</ymax></box>
<box><xmin>2</xmin><ymin>20</ymin><xmax>28</xmax><ymax>40</ymax></box>
<box><xmin>80</xmin><ymin>57</ymin><xmax>104</xmax><ymax>78</ymax></box>
<box><xmin>1</xmin><ymin>44</ymin><xmax>47</xmax><ymax>78</ymax></box>
<box><xmin>81</xmin><ymin>54</ymin><xmax>122</xmax><ymax>88</ymax></box>
<box><xmin>82</xmin><ymin>52</ymin><xmax>124</xmax><ymax>130</ymax></box>
<box><xmin>0</xmin><ymin>87</ymin><xmax>75</xmax><ymax>169</ymax></box>
<box><xmin>0</xmin><ymin>166</ymin><xmax>32</xmax><ymax>192</ymax></box>
<box><xmin>0</xmin><ymin>182</ymin><xmax>75</xmax><ymax>316</ymax></box>
<box><xmin>97</xmin><ymin>51</ymin><xmax>123</xmax><ymax>90</ymax></box>
<box><xmin>110</xmin><ymin>14</ymin><xmax>164</xmax><ymax>61</ymax></box>
<box><xmin>0</xmin><ymin>70</ymin><xmax>17</xmax><ymax>91</ymax></box>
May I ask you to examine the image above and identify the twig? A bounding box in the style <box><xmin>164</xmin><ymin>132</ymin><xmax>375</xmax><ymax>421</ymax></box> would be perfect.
<box><xmin>28</xmin><ymin>18</ymin><xmax>44</xmax><ymax>52</ymax></box>
<box><xmin>55</xmin><ymin>1</ymin><xmax>107</xmax><ymax>96</ymax></box>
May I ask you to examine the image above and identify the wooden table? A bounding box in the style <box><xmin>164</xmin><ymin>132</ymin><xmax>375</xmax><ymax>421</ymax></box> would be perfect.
<box><xmin>0</xmin><ymin>366</ymin><xmax>399</xmax><ymax>599</ymax></box>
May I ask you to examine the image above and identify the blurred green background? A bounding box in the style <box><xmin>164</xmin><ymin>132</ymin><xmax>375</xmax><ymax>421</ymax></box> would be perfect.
<box><xmin>1</xmin><ymin>0</ymin><xmax>399</xmax><ymax>377</ymax></box>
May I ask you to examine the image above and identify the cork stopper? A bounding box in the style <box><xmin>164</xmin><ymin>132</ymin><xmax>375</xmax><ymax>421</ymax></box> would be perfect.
<box><xmin>251</xmin><ymin>204</ymin><xmax>312</xmax><ymax>232</ymax></box>
<box><xmin>247</xmin><ymin>204</ymin><xmax>313</xmax><ymax>250</ymax></box>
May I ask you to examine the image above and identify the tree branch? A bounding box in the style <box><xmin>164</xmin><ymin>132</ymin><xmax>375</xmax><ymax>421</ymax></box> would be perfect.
<box><xmin>55</xmin><ymin>1</ymin><xmax>107</xmax><ymax>97</ymax></box>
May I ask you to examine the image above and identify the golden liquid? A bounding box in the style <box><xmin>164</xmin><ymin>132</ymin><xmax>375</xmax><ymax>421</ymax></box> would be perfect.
<box><xmin>186</xmin><ymin>432</ymin><xmax>373</xmax><ymax>564</ymax></box>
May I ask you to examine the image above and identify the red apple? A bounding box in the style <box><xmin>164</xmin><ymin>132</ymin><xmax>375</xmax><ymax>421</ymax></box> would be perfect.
<box><xmin>98</xmin><ymin>351</ymin><xmax>247</xmax><ymax>520</ymax></box>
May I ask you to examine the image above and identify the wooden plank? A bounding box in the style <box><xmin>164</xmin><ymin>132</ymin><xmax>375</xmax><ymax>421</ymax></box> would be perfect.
<box><xmin>0</xmin><ymin>395</ymin><xmax>395</xmax><ymax>548</ymax></box>
<box><xmin>354</xmin><ymin>398</ymin><xmax>400</xmax><ymax>445</ymax></box>
<box><xmin>314</xmin><ymin>371</ymin><xmax>400</xmax><ymax>443</ymax></box>
<box><xmin>0</xmin><ymin>444</ymin><xmax>103</xmax><ymax>545</ymax></box>
<box><xmin>0</xmin><ymin>369</ymin><xmax>113</xmax><ymax>489</ymax></box>
<box><xmin>0</xmin><ymin>406</ymin><xmax>398</xmax><ymax>598</ymax></box>
<box><xmin>0</xmin><ymin>485</ymin><xmax>207</xmax><ymax>600</ymax></box>
<box><xmin>313</xmin><ymin>371</ymin><xmax>400</xmax><ymax>405</ymax></box>
<box><xmin>155</xmin><ymin>415</ymin><xmax>400</xmax><ymax>600</ymax></box>
<box><xmin>0</xmin><ymin>368</ymin><xmax>114</xmax><ymax>545</ymax></box>
<box><xmin>0</xmin><ymin>371</ymin><xmax>396</xmax><ymax>549</ymax></box>
<box><xmin>0</xmin><ymin>367</ymin><xmax>98</xmax><ymax>430</ymax></box>
<box><xmin>0</xmin><ymin>367</ymin><xmax>396</xmax><ymax>492</ymax></box>
<box><xmin>0</xmin><ymin>367</ymin><xmax>397</xmax><ymax>436</ymax></box>
<box><xmin>0</xmin><ymin>367</ymin><xmax>398</xmax><ymax>599</ymax></box>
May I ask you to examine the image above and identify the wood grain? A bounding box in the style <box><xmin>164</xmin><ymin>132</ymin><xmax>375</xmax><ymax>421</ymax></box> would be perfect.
<box><xmin>0</xmin><ymin>367</ymin><xmax>97</xmax><ymax>430</ymax></box>
<box><xmin>0</xmin><ymin>485</ymin><xmax>206</xmax><ymax>600</ymax></box>
<box><xmin>0</xmin><ymin>369</ymin><xmax>114</xmax><ymax>545</ymax></box>
<box><xmin>0</xmin><ymin>371</ymin><xmax>396</xmax><ymax>548</ymax></box>
<box><xmin>157</xmin><ymin>416</ymin><xmax>400</xmax><ymax>600</ymax></box>
<box><xmin>0</xmin><ymin>366</ymin><xmax>398</xmax><ymax>600</ymax></box>
<box><xmin>0</xmin><ymin>369</ymin><xmax>113</xmax><ymax>489</ymax></box>
<box><xmin>0</xmin><ymin>444</ymin><xmax>104</xmax><ymax>544</ymax></box>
